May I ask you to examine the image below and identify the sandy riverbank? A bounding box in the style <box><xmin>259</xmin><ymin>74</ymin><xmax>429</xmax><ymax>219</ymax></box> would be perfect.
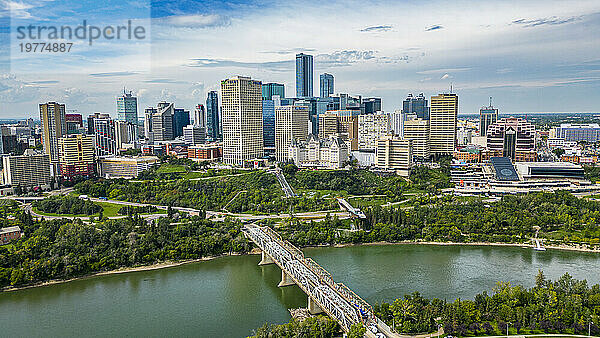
<box><xmin>327</xmin><ymin>240</ymin><xmax>600</xmax><ymax>253</ymax></box>
<box><xmin>1</xmin><ymin>252</ymin><xmax>253</xmax><ymax>293</ymax></box>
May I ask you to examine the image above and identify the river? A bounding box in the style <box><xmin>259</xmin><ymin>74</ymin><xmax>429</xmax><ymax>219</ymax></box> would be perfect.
<box><xmin>1</xmin><ymin>244</ymin><xmax>599</xmax><ymax>337</ymax></box>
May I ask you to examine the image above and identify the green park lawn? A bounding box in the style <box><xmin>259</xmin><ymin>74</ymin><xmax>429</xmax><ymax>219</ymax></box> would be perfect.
<box><xmin>33</xmin><ymin>201</ymin><xmax>166</xmax><ymax>218</ymax></box>
<box><xmin>155</xmin><ymin>164</ymin><xmax>187</xmax><ymax>174</ymax></box>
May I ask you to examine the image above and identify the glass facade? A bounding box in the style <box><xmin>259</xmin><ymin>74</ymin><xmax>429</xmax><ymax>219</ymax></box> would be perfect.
<box><xmin>479</xmin><ymin>106</ymin><xmax>499</xmax><ymax>137</ymax></box>
<box><xmin>296</xmin><ymin>53</ymin><xmax>313</xmax><ymax>97</ymax></box>
<box><xmin>262</xmin><ymin>83</ymin><xmax>285</xmax><ymax>100</ymax></box>
<box><xmin>116</xmin><ymin>91</ymin><xmax>138</xmax><ymax>124</ymax></box>
<box><xmin>206</xmin><ymin>91</ymin><xmax>220</xmax><ymax>141</ymax></box>
<box><xmin>319</xmin><ymin>73</ymin><xmax>334</xmax><ymax>98</ymax></box>
<box><xmin>172</xmin><ymin>108</ymin><xmax>190</xmax><ymax>138</ymax></box>
<box><xmin>402</xmin><ymin>93</ymin><xmax>429</xmax><ymax>120</ymax></box>
<box><xmin>262</xmin><ymin>99</ymin><xmax>275</xmax><ymax>149</ymax></box>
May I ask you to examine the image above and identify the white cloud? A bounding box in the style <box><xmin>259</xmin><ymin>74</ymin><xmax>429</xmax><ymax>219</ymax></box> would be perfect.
<box><xmin>155</xmin><ymin>14</ymin><xmax>230</xmax><ymax>28</ymax></box>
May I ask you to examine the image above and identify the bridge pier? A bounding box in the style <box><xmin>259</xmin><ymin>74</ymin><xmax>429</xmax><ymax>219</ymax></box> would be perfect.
<box><xmin>258</xmin><ymin>251</ymin><xmax>274</xmax><ymax>265</ymax></box>
<box><xmin>308</xmin><ymin>297</ymin><xmax>323</xmax><ymax>314</ymax></box>
<box><xmin>278</xmin><ymin>270</ymin><xmax>295</xmax><ymax>287</ymax></box>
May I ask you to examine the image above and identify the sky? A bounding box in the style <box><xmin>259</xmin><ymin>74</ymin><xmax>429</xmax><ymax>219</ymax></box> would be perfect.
<box><xmin>0</xmin><ymin>0</ymin><xmax>600</xmax><ymax>119</ymax></box>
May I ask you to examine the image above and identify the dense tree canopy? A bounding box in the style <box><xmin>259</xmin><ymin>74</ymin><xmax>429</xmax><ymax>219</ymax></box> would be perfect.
<box><xmin>33</xmin><ymin>196</ymin><xmax>101</xmax><ymax>215</ymax></box>
<box><xmin>0</xmin><ymin>213</ymin><xmax>249</xmax><ymax>288</ymax></box>
<box><xmin>374</xmin><ymin>272</ymin><xmax>600</xmax><ymax>336</ymax></box>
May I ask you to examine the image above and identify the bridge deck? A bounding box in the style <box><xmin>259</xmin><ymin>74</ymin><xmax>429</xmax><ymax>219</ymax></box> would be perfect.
<box><xmin>242</xmin><ymin>224</ymin><xmax>395</xmax><ymax>337</ymax></box>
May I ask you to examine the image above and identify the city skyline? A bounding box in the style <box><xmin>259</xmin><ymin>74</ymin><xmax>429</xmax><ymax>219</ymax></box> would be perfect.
<box><xmin>1</xmin><ymin>0</ymin><xmax>600</xmax><ymax>118</ymax></box>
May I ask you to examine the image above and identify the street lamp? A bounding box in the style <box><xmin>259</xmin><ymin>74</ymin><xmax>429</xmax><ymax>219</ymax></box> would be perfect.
<box><xmin>507</xmin><ymin>322</ymin><xmax>511</xmax><ymax>337</ymax></box>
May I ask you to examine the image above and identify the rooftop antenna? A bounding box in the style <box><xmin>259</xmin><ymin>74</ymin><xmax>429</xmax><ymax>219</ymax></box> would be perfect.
<box><xmin>489</xmin><ymin>96</ymin><xmax>492</xmax><ymax>108</ymax></box>
<box><xmin>450</xmin><ymin>82</ymin><xmax>453</xmax><ymax>94</ymax></box>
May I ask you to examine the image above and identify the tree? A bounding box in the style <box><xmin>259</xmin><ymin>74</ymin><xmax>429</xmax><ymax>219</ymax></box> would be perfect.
<box><xmin>483</xmin><ymin>322</ymin><xmax>493</xmax><ymax>334</ymax></box>
<box><xmin>535</xmin><ymin>269</ymin><xmax>547</xmax><ymax>288</ymax></box>
<box><xmin>552</xmin><ymin>148</ymin><xmax>565</xmax><ymax>158</ymax></box>
<box><xmin>348</xmin><ymin>323</ymin><xmax>366</xmax><ymax>338</ymax></box>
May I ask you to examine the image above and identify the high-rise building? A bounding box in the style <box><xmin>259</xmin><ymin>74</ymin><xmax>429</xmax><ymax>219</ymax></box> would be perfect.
<box><xmin>362</xmin><ymin>97</ymin><xmax>382</xmax><ymax>114</ymax></box>
<box><xmin>319</xmin><ymin>73</ymin><xmax>334</xmax><ymax>98</ymax></box>
<box><xmin>487</xmin><ymin>117</ymin><xmax>536</xmax><ymax>161</ymax></box>
<box><xmin>376</xmin><ymin>136</ymin><xmax>412</xmax><ymax>176</ymax></box>
<box><xmin>206</xmin><ymin>91</ymin><xmax>220</xmax><ymax>141</ymax></box>
<box><xmin>275</xmin><ymin>105</ymin><xmax>309</xmax><ymax>162</ymax></box>
<box><xmin>93</xmin><ymin>115</ymin><xmax>117</xmax><ymax>156</ymax></box>
<box><xmin>193</xmin><ymin>104</ymin><xmax>206</xmax><ymax>128</ymax></box>
<box><xmin>115</xmin><ymin>120</ymin><xmax>138</xmax><ymax>149</ymax></box>
<box><xmin>388</xmin><ymin>111</ymin><xmax>405</xmax><ymax>137</ymax></box>
<box><xmin>152</xmin><ymin>102</ymin><xmax>174</xmax><ymax>142</ymax></box>
<box><xmin>143</xmin><ymin>107</ymin><xmax>157</xmax><ymax>141</ymax></box>
<box><xmin>172</xmin><ymin>108</ymin><xmax>190</xmax><ymax>138</ymax></box>
<box><xmin>2</xmin><ymin>149</ymin><xmax>51</xmax><ymax>188</ymax></box>
<box><xmin>39</xmin><ymin>102</ymin><xmax>66</xmax><ymax>166</ymax></box>
<box><xmin>336</xmin><ymin>109</ymin><xmax>360</xmax><ymax>151</ymax></box>
<box><xmin>429</xmin><ymin>93</ymin><xmax>458</xmax><ymax>156</ymax></box>
<box><xmin>117</xmin><ymin>90</ymin><xmax>138</xmax><ymax>124</ymax></box>
<box><xmin>65</xmin><ymin>114</ymin><xmax>83</xmax><ymax>134</ymax></box>
<box><xmin>221</xmin><ymin>76</ymin><xmax>264</xmax><ymax>165</ymax></box>
<box><xmin>403</xmin><ymin>93</ymin><xmax>429</xmax><ymax>120</ymax></box>
<box><xmin>58</xmin><ymin>134</ymin><xmax>95</xmax><ymax>180</ymax></box>
<box><xmin>318</xmin><ymin>111</ymin><xmax>339</xmax><ymax>140</ymax></box>
<box><xmin>296</xmin><ymin>53</ymin><xmax>313</xmax><ymax>97</ymax></box>
<box><xmin>262</xmin><ymin>99</ymin><xmax>276</xmax><ymax>152</ymax></box>
<box><xmin>479</xmin><ymin>105</ymin><xmax>499</xmax><ymax>137</ymax></box>
<box><xmin>183</xmin><ymin>124</ymin><xmax>206</xmax><ymax>145</ymax></box>
<box><xmin>262</xmin><ymin>83</ymin><xmax>285</xmax><ymax>100</ymax></box>
<box><xmin>403</xmin><ymin>118</ymin><xmax>430</xmax><ymax>160</ymax></box>
<box><xmin>358</xmin><ymin>112</ymin><xmax>389</xmax><ymax>151</ymax></box>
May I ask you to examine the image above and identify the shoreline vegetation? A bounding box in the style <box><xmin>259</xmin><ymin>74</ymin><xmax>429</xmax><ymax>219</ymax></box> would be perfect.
<box><xmin>3</xmin><ymin>240</ymin><xmax>599</xmax><ymax>293</ymax></box>
<box><xmin>253</xmin><ymin>272</ymin><xmax>600</xmax><ymax>337</ymax></box>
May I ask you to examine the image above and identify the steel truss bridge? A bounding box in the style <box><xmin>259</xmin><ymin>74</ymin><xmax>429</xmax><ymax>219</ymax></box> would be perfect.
<box><xmin>242</xmin><ymin>224</ymin><xmax>396</xmax><ymax>337</ymax></box>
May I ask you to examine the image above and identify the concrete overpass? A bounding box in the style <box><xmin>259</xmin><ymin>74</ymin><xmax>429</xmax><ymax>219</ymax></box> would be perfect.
<box><xmin>242</xmin><ymin>224</ymin><xmax>397</xmax><ymax>337</ymax></box>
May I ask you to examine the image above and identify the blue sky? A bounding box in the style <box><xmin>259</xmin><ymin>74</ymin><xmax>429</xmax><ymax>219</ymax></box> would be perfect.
<box><xmin>1</xmin><ymin>0</ymin><xmax>600</xmax><ymax>118</ymax></box>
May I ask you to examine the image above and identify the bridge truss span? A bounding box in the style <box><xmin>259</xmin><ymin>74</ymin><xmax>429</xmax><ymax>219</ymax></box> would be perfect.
<box><xmin>242</xmin><ymin>224</ymin><xmax>396</xmax><ymax>336</ymax></box>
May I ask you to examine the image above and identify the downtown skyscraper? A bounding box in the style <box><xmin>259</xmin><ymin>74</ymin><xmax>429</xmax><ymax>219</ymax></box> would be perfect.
<box><xmin>479</xmin><ymin>103</ymin><xmax>499</xmax><ymax>137</ymax></box>
<box><xmin>296</xmin><ymin>53</ymin><xmax>313</xmax><ymax>97</ymax></box>
<box><xmin>116</xmin><ymin>90</ymin><xmax>138</xmax><ymax>124</ymax></box>
<box><xmin>429</xmin><ymin>93</ymin><xmax>458</xmax><ymax>156</ymax></box>
<box><xmin>403</xmin><ymin>93</ymin><xmax>429</xmax><ymax>120</ymax></box>
<box><xmin>262</xmin><ymin>83</ymin><xmax>285</xmax><ymax>100</ymax></box>
<box><xmin>206</xmin><ymin>91</ymin><xmax>220</xmax><ymax>141</ymax></box>
<box><xmin>39</xmin><ymin>102</ymin><xmax>66</xmax><ymax>167</ymax></box>
<box><xmin>221</xmin><ymin>76</ymin><xmax>264</xmax><ymax>165</ymax></box>
<box><xmin>319</xmin><ymin>73</ymin><xmax>334</xmax><ymax>98</ymax></box>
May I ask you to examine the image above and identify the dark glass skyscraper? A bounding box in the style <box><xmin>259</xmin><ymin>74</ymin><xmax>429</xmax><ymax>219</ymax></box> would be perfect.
<box><xmin>403</xmin><ymin>93</ymin><xmax>429</xmax><ymax>119</ymax></box>
<box><xmin>363</xmin><ymin>97</ymin><xmax>382</xmax><ymax>114</ymax></box>
<box><xmin>172</xmin><ymin>108</ymin><xmax>190</xmax><ymax>138</ymax></box>
<box><xmin>319</xmin><ymin>73</ymin><xmax>334</xmax><ymax>98</ymax></box>
<box><xmin>206</xmin><ymin>91</ymin><xmax>220</xmax><ymax>141</ymax></box>
<box><xmin>296</xmin><ymin>53</ymin><xmax>313</xmax><ymax>97</ymax></box>
<box><xmin>479</xmin><ymin>105</ymin><xmax>499</xmax><ymax>137</ymax></box>
<box><xmin>262</xmin><ymin>99</ymin><xmax>275</xmax><ymax>152</ymax></box>
<box><xmin>262</xmin><ymin>83</ymin><xmax>285</xmax><ymax>100</ymax></box>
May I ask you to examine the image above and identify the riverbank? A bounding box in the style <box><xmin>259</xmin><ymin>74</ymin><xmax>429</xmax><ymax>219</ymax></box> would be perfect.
<box><xmin>3</xmin><ymin>240</ymin><xmax>599</xmax><ymax>293</ymax></box>
<box><xmin>329</xmin><ymin>240</ymin><xmax>600</xmax><ymax>253</ymax></box>
<box><xmin>1</xmin><ymin>252</ymin><xmax>250</xmax><ymax>293</ymax></box>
